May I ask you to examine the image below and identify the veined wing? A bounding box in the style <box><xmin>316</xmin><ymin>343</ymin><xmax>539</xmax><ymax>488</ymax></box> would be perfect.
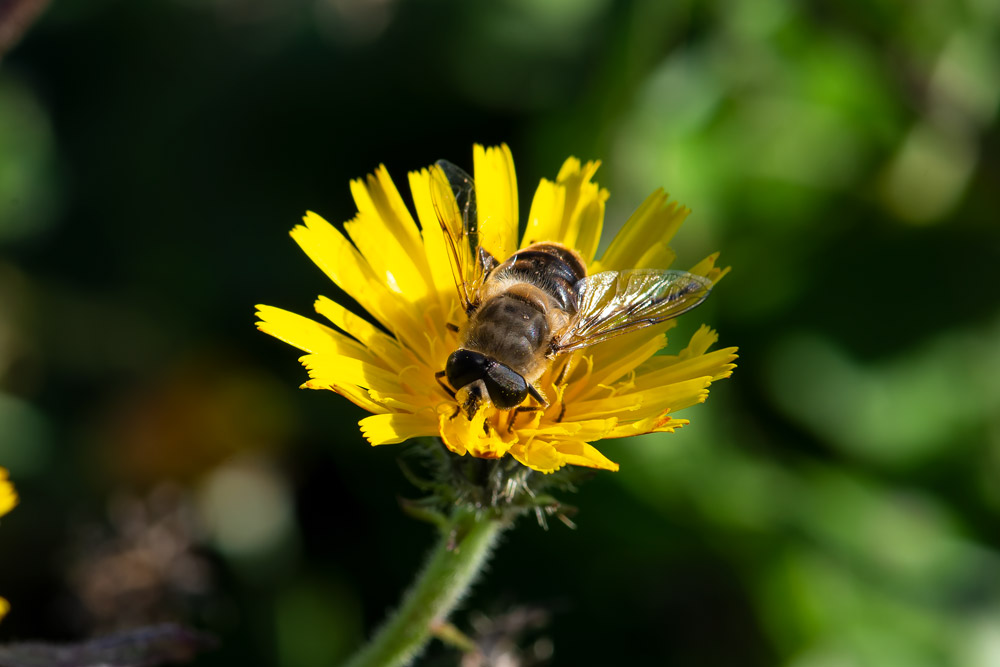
<box><xmin>553</xmin><ymin>269</ymin><xmax>713</xmax><ymax>353</ymax></box>
<box><xmin>429</xmin><ymin>160</ymin><xmax>497</xmax><ymax>313</ymax></box>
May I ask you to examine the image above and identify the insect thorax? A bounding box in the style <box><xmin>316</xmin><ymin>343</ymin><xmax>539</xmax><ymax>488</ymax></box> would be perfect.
<box><xmin>493</xmin><ymin>243</ymin><xmax>586</xmax><ymax>313</ymax></box>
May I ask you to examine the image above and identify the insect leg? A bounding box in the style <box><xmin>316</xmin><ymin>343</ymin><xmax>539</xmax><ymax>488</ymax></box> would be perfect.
<box><xmin>552</xmin><ymin>356</ymin><xmax>573</xmax><ymax>386</ymax></box>
<box><xmin>506</xmin><ymin>405</ymin><xmax>543</xmax><ymax>433</ymax></box>
<box><xmin>526</xmin><ymin>384</ymin><xmax>548</xmax><ymax>406</ymax></box>
<box><xmin>434</xmin><ymin>370</ymin><xmax>456</xmax><ymax>399</ymax></box>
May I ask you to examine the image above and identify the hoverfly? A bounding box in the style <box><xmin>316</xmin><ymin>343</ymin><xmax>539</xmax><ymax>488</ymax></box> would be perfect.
<box><xmin>431</xmin><ymin>160</ymin><xmax>712</xmax><ymax>419</ymax></box>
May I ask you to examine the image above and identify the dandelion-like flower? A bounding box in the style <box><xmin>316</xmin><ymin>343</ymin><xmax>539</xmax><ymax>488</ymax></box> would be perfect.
<box><xmin>0</xmin><ymin>467</ymin><xmax>17</xmax><ymax>621</ymax></box>
<box><xmin>257</xmin><ymin>145</ymin><xmax>736</xmax><ymax>473</ymax></box>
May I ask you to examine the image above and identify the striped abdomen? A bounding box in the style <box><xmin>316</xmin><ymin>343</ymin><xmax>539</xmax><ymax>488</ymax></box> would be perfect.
<box><xmin>460</xmin><ymin>243</ymin><xmax>587</xmax><ymax>381</ymax></box>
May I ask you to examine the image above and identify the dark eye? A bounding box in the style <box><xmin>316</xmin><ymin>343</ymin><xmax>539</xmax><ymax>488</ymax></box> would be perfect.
<box><xmin>446</xmin><ymin>349</ymin><xmax>490</xmax><ymax>390</ymax></box>
<box><xmin>483</xmin><ymin>362</ymin><xmax>528</xmax><ymax>409</ymax></box>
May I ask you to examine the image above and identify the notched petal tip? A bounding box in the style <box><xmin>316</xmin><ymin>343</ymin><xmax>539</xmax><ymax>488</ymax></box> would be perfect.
<box><xmin>301</xmin><ymin>210</ymin><xmax>327</xmax><ymax>224</ymax></box>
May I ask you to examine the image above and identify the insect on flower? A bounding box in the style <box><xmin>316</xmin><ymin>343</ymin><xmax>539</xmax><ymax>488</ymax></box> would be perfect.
<box><xmin>256</xmin><ymin>145</ymin><xmax>736</xmax><ymax>473</ymax></box>
<box><xmin>432</xmin><ymin>161</ymin><xmax>713</xmax><ymax>420</ymax></box>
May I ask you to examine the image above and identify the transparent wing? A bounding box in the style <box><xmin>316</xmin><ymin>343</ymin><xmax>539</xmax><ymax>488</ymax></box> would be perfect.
<box><xmin>553</xmin><ymin>269</ymin><xmax>713</xmax><ymax>353</ymax></box>
<box><xmin>429</xmin><ymin>160</ymin><xmax>496</xmax><ymax>313</ymax></box>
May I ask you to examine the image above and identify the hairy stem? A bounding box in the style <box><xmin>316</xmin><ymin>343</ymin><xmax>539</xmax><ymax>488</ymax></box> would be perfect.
<box><xmin>342</xmin><ymin>509</ymin><xmax>507</xmax><ymax>667</ymax></box>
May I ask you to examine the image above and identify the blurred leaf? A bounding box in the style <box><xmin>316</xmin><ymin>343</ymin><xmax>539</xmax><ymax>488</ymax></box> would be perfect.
<box><xmin>766</xmin><ymin>318</ymin><xmax>1000</xmax><ymax>467</ymax></box>
<box><xmin>0</xmin><ymin>75</ymin><xmax>58</xmax><ymax>243</ymax></box>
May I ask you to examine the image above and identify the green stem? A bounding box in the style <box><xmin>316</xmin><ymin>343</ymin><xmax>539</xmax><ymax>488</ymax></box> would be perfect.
<box><xmin>343</xmin><ymin>509</ymin><xmax>507</xmax><ymax>667</ymax></box>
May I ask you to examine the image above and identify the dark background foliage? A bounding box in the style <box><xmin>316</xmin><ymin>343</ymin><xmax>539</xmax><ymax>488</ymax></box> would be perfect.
<box><xmin>1</xmin><ymin>0</ymin><xmax>999</xmax><ymax>665</ymax></box>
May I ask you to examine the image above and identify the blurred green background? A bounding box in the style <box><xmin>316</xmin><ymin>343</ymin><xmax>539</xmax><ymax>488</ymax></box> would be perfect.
<box><xmin>1</xmin><ymin>0</ymin><xmax>999</xmax><ymax>665</ymax></box>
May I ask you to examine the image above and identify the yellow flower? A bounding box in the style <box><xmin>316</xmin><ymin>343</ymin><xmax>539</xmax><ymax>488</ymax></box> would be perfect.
<box><xmin>0</xmin><ymin>469</ymin><xmax>15</xmax><ymax>516</ymax></box>
<box><xmin>0</xmin><ymin>467</ymin><xmax>17</xmax><ymax>622</ymax></box>
<box><xmin>257</xmin><ymin>145</ymin><xmax>736</xmax><ymax>473</ymax></box>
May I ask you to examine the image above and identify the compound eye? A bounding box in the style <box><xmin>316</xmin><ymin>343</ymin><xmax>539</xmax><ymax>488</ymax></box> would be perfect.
<box><xmin>446</xmin><ymin>349</ymin><xmax>490</xmax><ymax>390</ymax></box>
<box><xmin>483</xmin><ymin>362</ymin><xmax>529</xmax><ymax>409</ymax></box>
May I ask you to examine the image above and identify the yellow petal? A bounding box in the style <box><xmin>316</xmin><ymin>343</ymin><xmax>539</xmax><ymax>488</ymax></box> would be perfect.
<box><xmin>313</xmin><ymin>296</ymin><xmax>413</xmax><ymax>371</ymax></box>
<box><xmin>582</xmin><ymin>329</ymin><xmax>670</xmax><ymax>395</ymax></box>
<box><xmin>0</xmin><ymin>597</ymin><xmax>8</xmax><ymax>622</ymax></box>
<box><xmin>255</xmin><ymin>305</ymin><xmax>385</xmax><ymax>367</ymax></box>
<box><xmin>300</xmin><ymin>353</ymin><xmax>402</xmax><ymax>395</ymax></box>
<box><xmin>519</xmin><ymin>417</ymin><xmax>619</xmax><ymax>442</ymax></box>
<box><xmin>689</xmin><ymin>251</ymin><xmax>731</xmax><ymax>284</ymax></box>
<box><xmin>550</xmin><ymin>440</ymin><xmax>620</xmax><ymax>471</ymax></box>
<box><xmin>521</xmin><ymin>177</ymin><xmax>566</xmax><ymax>247</ymax></box>
<box><xmin>350</xmin><ymin>166</ymin><xmax>426</xmax><ymax>267</ymax></box>
<box><xmin>360</xmin><ymin>412</ymin><xmax>439</xmax><ymax>446</ymax></box>
<box><xmin>508</xmin><ymin>438</ymin><xmax>565</xmax><ymax>473</ymax></box>
<box><xmin>570</xmin><ymin>198</ymin><xmax>606</xmax><ymax>266</ymax></box>
<box><xmin>508</xmin><ymin>437</ymin><xmax>619</xmax><ymax>473</ymax></box>
<box><xmin>551</xmin><ymin>352</ymin><xmax>595</xmax><ymax>406</ymax></box>
<box><xmin>438</xmin><ymin>408</ymin><xmax>480</xmax><ymax>457</ymax></box>
<box><xmin>632</xmin><ymin>326</ymin><xmax>738</xmax><ymax>389</ymax></box>
<box><xmin>605</xmin><ymin>413</ymin><xmax>689</xmax><ymax>439</ymax></box>
<box><xmin>367</xmin><ymin>388</ymin><xmax>439</xmax><ymax>412</ymax></box>
<box><xmin>633</xmin><ymin>241</ymin><xmax>676</xmax><ymax>274</ymax></box>
<box><xmin>438</xmin><ymin>408</ymin><xmax>517</xmax><ymax>459</ymax></box>
<box><xmin>302</xmin><ymin>379</ymin><xmax>389</xmax><ymax>414</ymax></box>
<box><xmin>521</xmin><ymin>157</ymin><xmax>607</xmax><ymax>265</ymax></box>
<box><xmin>290</xmin><ymin>212</ymin><xmax>426</xmax><ymax>352</ymax></box>
<box><xmin>290</xmin><ymin>211</ymin><xmax>379</xmax><ymax>303</ymax></box>
<box><xmin>409</xmin><ymin>168</ymin><xmax>460</xmax><ymax>306</ymax></box>
<box><xmin>473</xmin><ymin>144</ymin><xmax>518</xmax><ymax>261</ymax></box>
<box><xmin>681</xmin><ymin>324</ymin><xmax>719</xmax><ymax>356</ymax></box>
<box><xmin>596</xmin><ymin>190</ymin><xmax>689</xmax><ymax>272</ymax></box>
<box><xmin>565</xmin><ymin>377</ymin><xmax>714</xmax><ymax>421</ymax></box>
<box><xmin>344</xmin><ymin>206</ymin><xmax>435</xmax><ymax>310</ymax></box>
<box><xmin>634</xmin><ymin>347</ymin><xmax>738</xmax><ymax>390</ymax></box>
<box><xmin>555</xmin><ymin>158</ymin><xmax>606</xmax><ymax>262</ymax></box>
